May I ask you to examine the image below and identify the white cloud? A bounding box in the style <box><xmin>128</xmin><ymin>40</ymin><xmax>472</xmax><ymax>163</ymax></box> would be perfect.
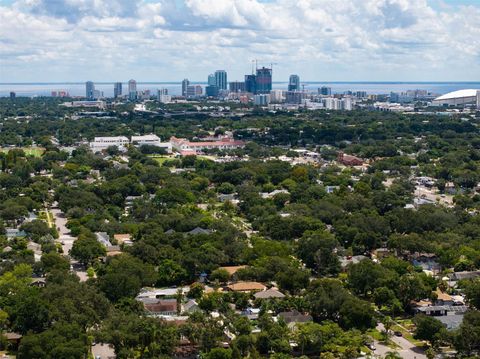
<box><xmin>0</xmin><ymin>0</ymin><xmax>479</xmax><ymax>81</ymax></box>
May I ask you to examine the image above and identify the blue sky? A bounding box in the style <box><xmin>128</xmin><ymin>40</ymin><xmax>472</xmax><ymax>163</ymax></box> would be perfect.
<box><xmin>0</xmin><ymin>0</ymin><xmax>479</xmax><ymax>82</ymax></box>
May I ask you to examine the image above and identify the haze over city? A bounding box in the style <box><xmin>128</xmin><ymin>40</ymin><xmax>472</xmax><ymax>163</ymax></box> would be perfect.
<box><xmin>1</xmin><ymin>0</ymin><xmax>480</xmax><ymax>82</ymax></box>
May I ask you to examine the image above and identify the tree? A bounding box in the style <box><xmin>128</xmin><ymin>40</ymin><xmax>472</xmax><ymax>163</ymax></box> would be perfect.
<box><xmin>297</xmin><ymin>230</ymin><xmax>340</xmax><ymax>276</ymax></box>
<box><xmin>339</xmin><ymin>297</ymin><xmax>375</xmax><ymax>331</ymax></box>
<box><xmin>17</xmin><ymin>322</ymin><xmax>88</xmax><ymax>359</ymax></box>
<box><xmin>210</xmin><ymin>268</ymin><xmax>231</xmax><ymax>283</ymax></box>
<box><xmin>97</xmin><ymin>254</ymin><xmax>156</xmax><ymax>302</ymax></box>
<box><xmin>464</xmin><ymin>279</ymin><xmax>480</xmax><ymax>310</ymax></box>
<box><xmin>69</xmin><ymin>235</ymin><xmax>106</xmax><ymax>266</ymax></box>
<box><xmin>41</xmin><ymin>252</ymin><xmax>70</xmax><ymax>273</ymax></box>
<box><xmin>305</xmin><ymin>279</ymin><xmax>350</xmax><ymax>322</ymax></box>
<box><xmin>454</xmin><ymin>310</ymin><xmax>480</xmax><ymax>356</ymax></box>
<box><xmin>413</xmin><ymin>314</ymin><xmax>445</xmax><ymax>345</ymax></box>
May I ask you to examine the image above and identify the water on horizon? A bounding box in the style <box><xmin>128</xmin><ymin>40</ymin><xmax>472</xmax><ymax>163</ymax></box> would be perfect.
<box><xmin>1</xmin><ymin>82</ymin><xmax>479</xmax><ymax>98</ymax></box>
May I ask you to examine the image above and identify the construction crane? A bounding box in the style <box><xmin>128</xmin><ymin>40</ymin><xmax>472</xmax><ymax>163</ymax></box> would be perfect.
<box><xmin>251</xmin><ymin>59</ymin><xmax>278</xmax><ymax>73</ymax></box>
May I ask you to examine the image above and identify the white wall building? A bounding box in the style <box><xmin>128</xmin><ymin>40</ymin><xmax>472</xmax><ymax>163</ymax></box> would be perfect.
<box><xmin>131</xmin><ymin>134</ymin><xmax>172</xmax><ymax>153</ymax></box>
<box><xmin>90</xmin><ymin>136</ymin><xmax>130</xmax><ymax>152</ymax></box>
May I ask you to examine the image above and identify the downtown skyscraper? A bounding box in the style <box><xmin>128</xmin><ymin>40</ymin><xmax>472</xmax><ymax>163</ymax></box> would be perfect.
<box><xmin>128</xmin><ymin>79</ymin><xmax>137</xmax><ymax>100</ymax></box>
<box><xmin>114</xmin><ymin>82</ymin><xmax>122</xmax><ymax>98</ymax></box>
<box><xmin>288</xmin><ymin>74</ymin><xmax>300</xmax><ymax>91</ymax></box>
<box><xmin>255</xmin><ymin>67</ymin><xmax>272</xmax><ymax>94</ymax></box>
<box><xmin>85</xmin><ymin>81</ymin><xmax>95</xmax><ymax>100</ymax></box>
<box><xmin>214</xmin><ymin>70</ymin><xmax>227</xmax><ymax>90</ymax></box>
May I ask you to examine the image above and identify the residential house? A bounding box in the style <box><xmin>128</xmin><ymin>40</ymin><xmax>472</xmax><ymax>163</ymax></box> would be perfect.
<box><xmin>226</xmin><ymin>281</ymin><xmax>267</xmax><ymax>293</ymax></box>
<box><xmin>254</xmin><ymin>288</ymin><xmax>285</xmax><ymax>300</ymax></box>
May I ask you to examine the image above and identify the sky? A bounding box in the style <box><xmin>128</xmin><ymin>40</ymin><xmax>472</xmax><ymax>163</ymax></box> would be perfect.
<box><xmin>0</xmin><ymin>0</ymin><xmax>479</xmax><ymax>82</ymax></box>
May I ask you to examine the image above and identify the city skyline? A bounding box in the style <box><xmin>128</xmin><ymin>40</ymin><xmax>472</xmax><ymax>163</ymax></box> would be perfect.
<box><xmin>0</xmin><ymin>0</ymin><xmax>479</xmax><ymax>83</ymax></box>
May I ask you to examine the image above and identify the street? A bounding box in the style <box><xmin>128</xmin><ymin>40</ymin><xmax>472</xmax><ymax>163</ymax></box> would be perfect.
<box><xmin>52</xmin><ymin>204</ymin><xmax>88</xmax><ymax>281</ymax></box>
<box><xmin>374</xmin><ymin>323</ymin><xmax>426</xmax><ymax>359</ymax></box>
<box><xmin>92</xmin><ymin>343</ymin><xmax>115</xmax><ymax>359</ymax></box>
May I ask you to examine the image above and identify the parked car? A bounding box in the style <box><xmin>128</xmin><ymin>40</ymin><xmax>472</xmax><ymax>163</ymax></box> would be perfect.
<box><xmin>394</xmin><ymin>331</ymin><xmax>402</xmax><ymax>337</ymax></box>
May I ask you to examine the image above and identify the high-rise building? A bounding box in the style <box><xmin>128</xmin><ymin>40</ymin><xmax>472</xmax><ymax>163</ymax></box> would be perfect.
<box><xmin>245</xmin><ymin>75</ymin><xmax>256</xmax><ymax>94</ymax></box>
<box><xmin>206</xmin><ymin>85</ymin><xmax>219</xmax><ymax>97</ymax></box>
<box><xmin>93</xmin><ymin>90</ymin><xmax>103</xmax><ymax>99</ymax></box>
<box><xmin>208</xmin><ymin>74</ymin><xmax>216</xmax><ymax>86</ymax></box>
<box><xmin>186</xmin><ymin>85</ymin><xmax>203</xmax><ymax>98</ymax></box>
<box><xmin>286</xmin><ymin>91</ymin><xmax>305</xmax><ymax>104</ymax></box>
<box><xmin>215</xmin><ymin>70</ymin><xmax>227</xmax><ymax>90</ymax></box>
<box><xmin>319</xmin><ymin>86</ymin><xmax>331</xmax><ymax>96</ymax></box>
<box><xmin>86</xmin><ymin>81</ymin><xmax>95</xmax><ymax>100</ymax></box>
<box><xmin>270</xmin><ymin>90</ymin><xmax>284</xmax><ymax>103</ymax></box>
<box><xmin>288</xmin><ymin>75</ymin><xmax>300</xmax><ymax>91</ymax></box>
<box><xmin>128</xmin><ymin>79</ymin><xmax>137</xmax><ymax>101</ymax></box>
<box><xmin>9</xmin><ymin>92</ymin><xmax>16</xmax><ymax>99</ymax></box>
<box><xmin>158</xmin><ymin>89</ymin><xmax>171</xmax><ymax>103</ymax></box>
<box><xmin>255</xmin><ymin>67</ymin><xmax>272</xmax><ymax>94</ymax></box>
<box><xmin>182</xmin><ymin>79</ymin><xmax>190</xmax><ymax>97</ymax></box>
<box><xmin>114</xmin><ymin>82</ymin><xmax>122</xmax><ymax>98</ymax></box>
<box><xmin>229</xmin><ymin>81</ymin><xmax>245</xmax><ymax>93</ymax></box>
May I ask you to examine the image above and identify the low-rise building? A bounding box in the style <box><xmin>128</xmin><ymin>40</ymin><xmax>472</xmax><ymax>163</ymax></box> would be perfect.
<box><xmin>90</xmin><ymin>136</ymin><xmax>130</xmax><ymax>152</ymax></box>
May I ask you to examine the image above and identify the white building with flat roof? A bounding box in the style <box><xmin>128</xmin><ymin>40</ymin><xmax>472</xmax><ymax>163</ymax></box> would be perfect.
<box><xmin>90</xmin><ymin>136</ymin><xmax>130</xmax><ymax>152</ymax></box>
<box><xmin>131</xmin><ymin>134</ymin><xmax>172</xmax><ymax>153</ymax></box>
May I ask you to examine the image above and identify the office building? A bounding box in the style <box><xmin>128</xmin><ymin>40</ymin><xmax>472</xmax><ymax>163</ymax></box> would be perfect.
<box><xmin>355</xmin><ymin>91</ymin><xmax>367</xmax><ymax>98</ymax></box>
<box><xmin>254</xmin><ymin>94</ymin><xmax>270</xmax><ymax>106</ymax></box>
<box><xmin>128</xmin><ymin>79</ymin><xmax>137</xmax><ymax>101</ymax></box>
<box><xmin>229</xmin><ymin>81</ymin><xmax>245</xmax><ymax>93</ymax></box>
<box><xmin>114</xmin><ymin>82</ymin><xmax>122</xmax><ymax>98</ymax></box>
<box><xmin>158</xmin><ymin>90</ymin><xmax>172</xmax><ymax>103</ymax></box>
<box><xmin>186</xmin><ymin>85</ymin><xmax>203</xmax><ymax>98</ymax></box>
<box><xmin>208</xmin><ymin>74</ymin><xmax>216</xmax><ymax>86</ymax></box>
<box><xmin>245</xmin><ymin>75</ymin><xmax>256</xmax><ymax>94</ymax></box>
<box><xmin>343</xmin><ymin>97</ymin><xmax>353</xmax><ymax>110</ymax></box>
<box><xmin>93</xmin><ymin>90</ymin><xmax>103</xmax><ymax>99</ymax></box>
<box><xmin>319</xmin><ymin>86</ymin><xmax>332</xmax><ymax>96</ymax></box>
<box><xmin>86</xmin><ymin>81</ymin><xmax>95</xmax><ymax>100</ymax></box>
<box><xmin>181</xmin><ymin>79</ymin><xmax>190</xmax><ymax>97</ymax></box>
<box><xmin>206</xmin><ymin>85</ymin><xmax>219</xmax><ymax>97</ymax></box>
<box><xmin>288</xmin><ymin>75</ymin><xmax>300</xmax><ymax>91</ymax></box>
<box><xmin>389</xmin><ymin>92</ymin><xmax>400</xmax><ymax>103</ymax></box>
<box><xmin>9</xmin><ymin>92</ymin><xmax>16</xmax><ymax>99</ymax></box>
<box><xmin>285</xmin><ymin>91</ymin><xmax>305</xmax><ymax>104</ymax></box>
<box><xmin>90</xmin><ymin>136</ymin><xmax>130</xmax><ymax>152</ymax></box>
<box><xmin>255</xmin><ymin>67</ymin><xmax>272</xmax><ymax>94</ymax></box>
<box><xmin>215</xmin><ymin>70</ymin><xmax>227</xmax><ymax>90</ymax></box>
<box><xmin>270</xmin><ymin>90</ymin><xmax>284</xmax><ymax>103</ymax></box>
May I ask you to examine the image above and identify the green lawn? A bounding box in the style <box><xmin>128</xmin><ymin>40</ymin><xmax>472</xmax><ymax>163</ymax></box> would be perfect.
<box><xmin>0</xmin><ymin>147</ymin><xmax>45</xmax><ymax>157</ymax></box>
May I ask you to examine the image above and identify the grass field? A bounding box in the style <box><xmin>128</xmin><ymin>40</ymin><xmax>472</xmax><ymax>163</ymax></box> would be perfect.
<box><xmin>0</xmin><ymin>147</ymin><xmax>45</xmax><ymax>157</ymax></box>
<box><xmin>150</xmin><ymin>156</ymin><xmax>176</xmax><ymax>165</ymax></box>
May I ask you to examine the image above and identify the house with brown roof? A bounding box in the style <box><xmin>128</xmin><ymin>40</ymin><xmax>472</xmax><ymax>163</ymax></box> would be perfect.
<box><xmin>337</xmin><ymin>152</ymin><xmax>363</xmax><ymax>166</ymax></box>
<box><xmin>226</xmin><ymin>281</ymin><xmax>266</xmax><ymax>293</ymax></box>
<box><xmin>114</xmin><ymin>233</ymin><xmax>133</xmax><ymax>246</ymax></box>
<box><xmin>142</xmin><ymin>299</ymin><xmax>178</xmax><ymax>317</ymax></box>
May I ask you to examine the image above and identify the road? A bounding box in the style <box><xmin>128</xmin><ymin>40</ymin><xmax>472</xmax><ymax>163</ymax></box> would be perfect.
<box><xmin>92</xmin><ymin>343</ymin><xmax>115</xmax><ymax>359</ymax></box>
<box><xmin>374</xmin><ymin>323</ymin><xmax>426</xmax><ymax>359</ymax></box>
<box><xmin>51</xmin><ymin>205</ymin><xmax>88</xmax><ymax>281</ymax></box>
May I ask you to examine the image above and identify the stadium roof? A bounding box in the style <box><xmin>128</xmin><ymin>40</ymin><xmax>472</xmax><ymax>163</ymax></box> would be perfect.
<box><xmin>434</xmin><ymin>89</ymin><xmax>479</xmax><ymax>101</ymax></box>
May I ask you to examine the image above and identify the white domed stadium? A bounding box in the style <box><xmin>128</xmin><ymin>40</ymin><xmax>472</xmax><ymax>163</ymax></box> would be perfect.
<box><xmin>432</xmin><ymin>89</ymin><xmax>480</xmax><ymax>107</ymax></box>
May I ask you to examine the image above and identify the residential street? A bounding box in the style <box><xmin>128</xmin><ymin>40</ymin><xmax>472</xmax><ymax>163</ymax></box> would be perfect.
<box><xmin>374</xmin><ymin>323</ymin><xmax>426</xmax><ymax>359</ymax></box>
<box><xmin>52</xmin><ymin>204</ymin><xmax>88</xmax><ymax>281</ymax></box>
